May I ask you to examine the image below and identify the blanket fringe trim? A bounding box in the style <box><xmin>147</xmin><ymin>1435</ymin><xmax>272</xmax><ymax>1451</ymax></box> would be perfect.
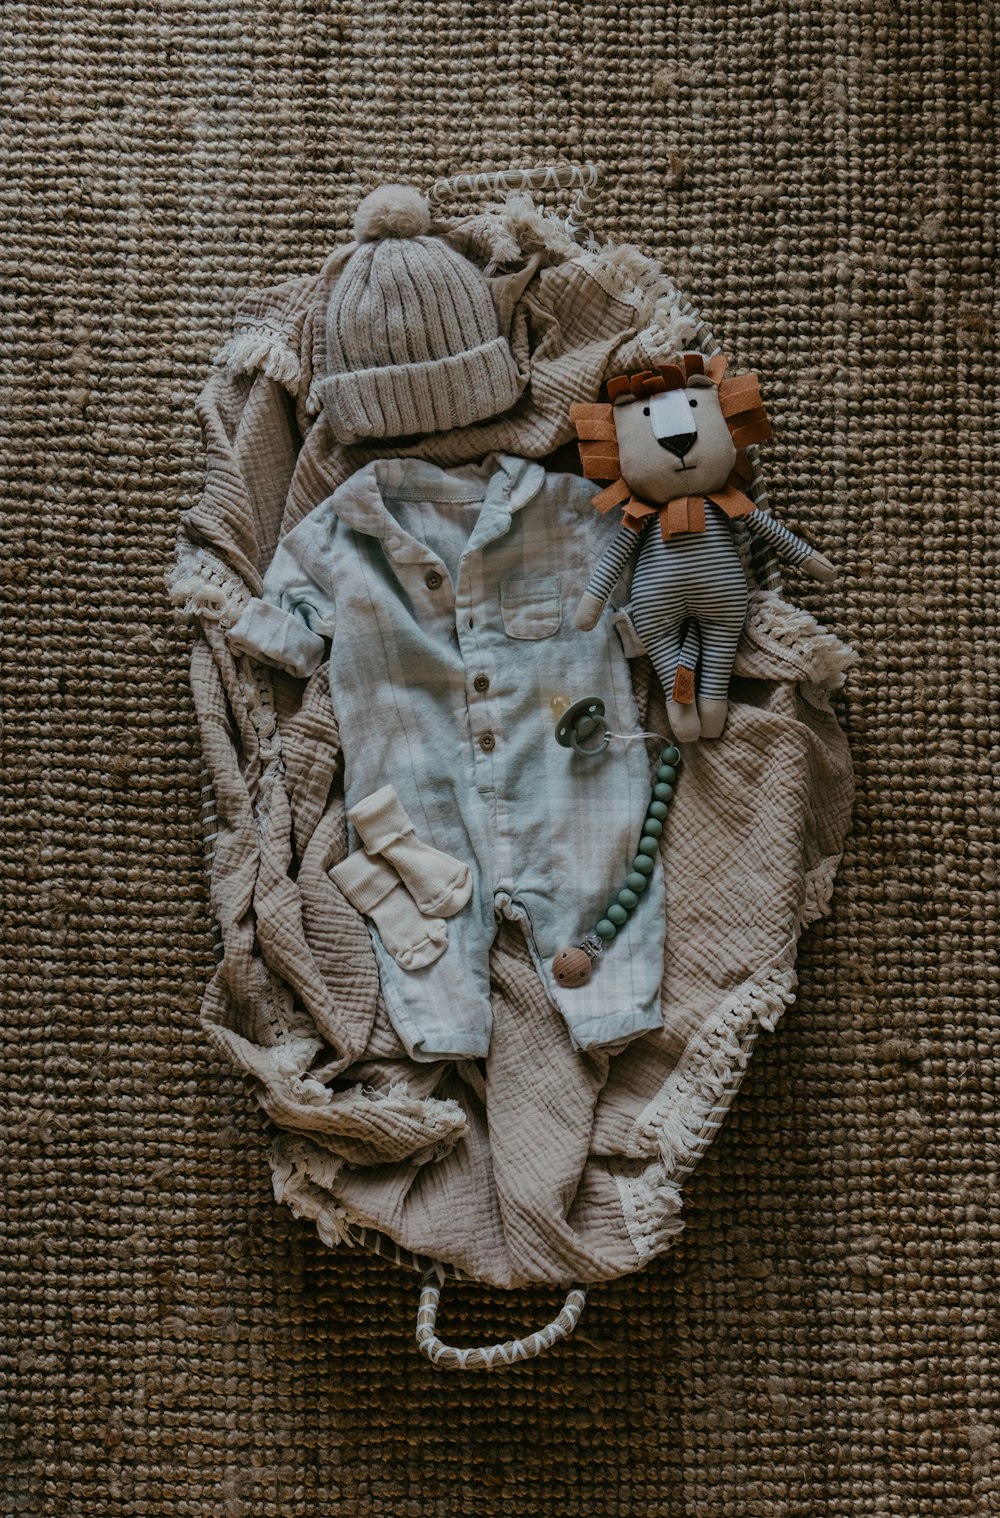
<box><xmin>619</xmin><ymin>848</ymin><xmax>843</xmax><ymax>1263</ymax></box>
<box><xmin>165</xmin><ymin>545</ymin><xmax>252</xmax><ymax>625</ymax></box>
<box><xmin>743</xmin><ymin>590</ymin><xmax>859</xmax><ymax>688</ymax></box>
<box><xmin>465</xmin><ymin>189</ymin><xmax>583</xmax><ymax>272</ymax></box>
<box><xmin>266</xmin><ymin>1085</ymin><xmax>470</xmax><ymax>1251</ymax></box>
<box><xmin>170</xmin><ymin>516</ymin><xmax>854</xmax><ymax>1286</ymax></box>
<box><xmin>213</xmin><ymin>324</ymin><xmax>302</xmax><ymax>392</ymax></box>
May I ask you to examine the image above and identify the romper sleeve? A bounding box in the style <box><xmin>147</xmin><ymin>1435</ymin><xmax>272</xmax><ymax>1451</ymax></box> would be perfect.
<box><xmin>228</xmin><ymin>509</ymin><xmax>337</xmax><ymax>679</ymax></box>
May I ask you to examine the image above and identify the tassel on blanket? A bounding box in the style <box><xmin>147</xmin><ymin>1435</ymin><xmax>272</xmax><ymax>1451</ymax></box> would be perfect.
<box><xmin>744</xmin><ymin>591</ymin><xmax>859</xmax><ymax>689</ymax></box>
<box><xmin>213</xmin><ymin>325</ymin><xmax>302</xmax><ymax>392</ymax></box>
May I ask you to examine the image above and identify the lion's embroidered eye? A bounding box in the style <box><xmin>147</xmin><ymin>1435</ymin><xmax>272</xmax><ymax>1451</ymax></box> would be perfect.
<box><xmin>689</xmin><ymin>399</ymin><xmax>698</xmax><ymax>408</ymax></box>
<box><xmin>643</xmin><ymin>406</ymin><xmax>650</xmax><ymax>416</ymax></box>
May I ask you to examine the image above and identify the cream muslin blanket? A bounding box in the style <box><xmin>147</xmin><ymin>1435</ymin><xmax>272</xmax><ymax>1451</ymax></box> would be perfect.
<box><xmin>167</xmin><ymin>199</ymin><xmax>854</xmax><ymax>1290</ymax></box>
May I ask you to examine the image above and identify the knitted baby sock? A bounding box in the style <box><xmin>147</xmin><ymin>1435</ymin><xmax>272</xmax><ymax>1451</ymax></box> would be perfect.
<box><xmin>349</xmin><ymin>784</ymin><xmax>473</xmax><ymax>918</ymax></box>
<box><xmin>330</xmin><ymin>849</ymin><xmax>448</xmax><ymax>971</ymax></box>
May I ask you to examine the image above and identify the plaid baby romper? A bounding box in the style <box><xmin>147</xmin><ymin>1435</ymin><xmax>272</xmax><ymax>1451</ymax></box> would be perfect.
<box><xmin>227</xmin><ymin>452</ymin><xmax>666</xmax><ymax>1061</ymax></box>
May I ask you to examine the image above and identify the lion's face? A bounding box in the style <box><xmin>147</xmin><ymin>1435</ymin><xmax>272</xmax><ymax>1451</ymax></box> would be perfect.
<box><xmin>569</xmin><ymin>356</ymin><xmax>773</xmax><ymax>526</ymax></box>
<box><xmin>612</xmin><ymin>376</ymin><xmax>737</xmax><ymax>506</ymax></box>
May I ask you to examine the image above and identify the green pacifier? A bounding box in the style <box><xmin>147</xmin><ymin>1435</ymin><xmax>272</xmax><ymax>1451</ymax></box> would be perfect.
<box><xmin>553</xmin><ymin>696</ymin><xmax>612</xmax><ymax>756</ymax></box>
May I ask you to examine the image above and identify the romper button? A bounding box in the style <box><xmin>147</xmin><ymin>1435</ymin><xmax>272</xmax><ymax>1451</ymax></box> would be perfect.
<box><xmin>479</xmin><ymin>732</ymin><xmax>496</xmax><ymax>751</ymax></box>
<box><xmin>425</xmin><ymin>569</ymin><xmax>443</xmax><ymax>589</ymax></box>
<box><xmin>473</xmin><ymin>673</ymin><xmax>490</xmax><ymax>692</ymax></box>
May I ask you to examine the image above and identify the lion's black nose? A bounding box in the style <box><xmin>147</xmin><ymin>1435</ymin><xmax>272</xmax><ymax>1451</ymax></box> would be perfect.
<box><xmin>657</xmin><ymin>432</ymin><xmax>696</xmax><ymax>460</ymax></box>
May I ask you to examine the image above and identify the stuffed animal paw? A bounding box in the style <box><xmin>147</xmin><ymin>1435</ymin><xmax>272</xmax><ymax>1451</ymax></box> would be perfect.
<box><xmin>801</xmin><ymin>550</ymin><xmax>837</xmax><ymax>583</ymax></box>
<box><xmin>574</xmin><ymin>592</ymin><xmax>606</xmax><ymax>631</ymax></box>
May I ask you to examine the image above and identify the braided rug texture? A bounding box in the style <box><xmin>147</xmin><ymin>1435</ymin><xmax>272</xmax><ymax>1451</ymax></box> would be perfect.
<box><xmin>2</xmin><ymin>3</ymin><xmax>996</xmax><ymax>1514</ymax></box>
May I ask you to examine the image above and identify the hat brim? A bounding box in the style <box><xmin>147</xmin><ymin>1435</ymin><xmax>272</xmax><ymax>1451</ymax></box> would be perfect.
<box><xmin>317</xmin><ymin>335</ymin><xmax>525</xmax><ymax>444</ymax></box>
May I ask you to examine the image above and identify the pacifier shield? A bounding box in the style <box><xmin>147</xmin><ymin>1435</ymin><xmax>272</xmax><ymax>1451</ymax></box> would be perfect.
<box><xmin>553</xmin><ymin>696</ymin><xmax>611</xmax><ymax>754</ymax></box>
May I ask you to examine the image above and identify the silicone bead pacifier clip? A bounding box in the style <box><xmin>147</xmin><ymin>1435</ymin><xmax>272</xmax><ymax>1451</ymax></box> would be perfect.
<box><xmin>551</xmin><ymin>696</ymin><xmax>680</xmax><ymax>988</ymax></box>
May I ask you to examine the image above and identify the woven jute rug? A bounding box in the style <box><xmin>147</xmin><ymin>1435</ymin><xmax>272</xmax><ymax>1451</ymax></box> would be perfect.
<box><xmin>2</xmin><ymin>2</ymin><xmax>996</xmax><ymax>1513</ymax></box>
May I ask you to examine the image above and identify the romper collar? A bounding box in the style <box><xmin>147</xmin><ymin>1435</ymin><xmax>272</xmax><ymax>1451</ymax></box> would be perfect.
<box><xmin>327</xmin><ymin>454</ymin><xmax>545</xmax><ymax>564</ymax></box>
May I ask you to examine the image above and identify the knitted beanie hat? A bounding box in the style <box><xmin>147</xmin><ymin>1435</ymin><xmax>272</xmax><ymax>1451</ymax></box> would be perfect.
<box><xmin>323</xmin><ymin>184</ymin><xmax>524</xmax><ymax>443</ymax></box>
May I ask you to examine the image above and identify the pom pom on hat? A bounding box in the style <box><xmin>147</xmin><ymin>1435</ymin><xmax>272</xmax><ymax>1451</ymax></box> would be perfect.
<box><xmin>353</xmin><ymin>183</ymin><xmax>431</xmax><ymax>243</ymax></box>
<box><xmin>321</xmin><ymin>180</ymin><xmax>525</xmax><ymax>441</ymax></box>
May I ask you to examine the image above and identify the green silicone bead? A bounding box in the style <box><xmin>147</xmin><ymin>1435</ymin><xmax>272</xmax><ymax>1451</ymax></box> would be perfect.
<box><xmin>618</xmin><ymin>888</ymin><xmax>639</xmax><ymax>911</ymax></box>
<box><xmin>595</xmin><ymin>918</ymin><xmax>617</xmax><ymax>941</ymax></box>
<box><xmin>647</xmin><ymin>800</ymin><xmax>668</xmax><ymax>820</ymax></box>
<box><xmin>632</xmin><ymin>855</ymin><xmax>655</xmax><ymax>876</ymax></box>
<box><xmin>660</xmin><ymin>745</ymin><xmax>680</xmax><ymax>765</ymax></box>
<box><xmin>637</xmin><ymin>836</ymin><xmax>659</xmax><ymax>857</ymax></box>
<box><xmin>607</xmin><ymin>903</ymin><xmax>628</xmax><ymax>926</ymax></box>
<box><xmin>657</xmin><ymin>764</ymin><xmax>677</xmax><ymax>784</ymax></box>
<box><xmin>642</xmin><ymin>817</ymin><xmax>663</xmax><ymax>839</ymax></box>
<box><xmin>653</xmin><ymin>782</ymin><xmax>674</xmax><ymax>803</ymax></box>
<box><xmin>626</xmin><ymin>872</ymin><xmax>649</xmax><ymax>893</ymax></box>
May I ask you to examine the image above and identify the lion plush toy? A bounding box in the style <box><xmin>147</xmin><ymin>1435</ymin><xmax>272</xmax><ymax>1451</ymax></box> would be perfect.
<box><xmin>570</xmin><ymin>353</ymin><xmax>835</xmax><ymax>742</ymax></box>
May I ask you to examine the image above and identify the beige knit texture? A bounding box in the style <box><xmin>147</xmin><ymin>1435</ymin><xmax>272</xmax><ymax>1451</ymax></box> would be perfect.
<box><xmin>323</xmin><ymin>210</ymin><xmax>524</xmax><ymax>440</ymax></box>
<box><xmin>2</xmin><ymin>4</ymin><xmax>997</xmax><ymax>1517</ymax></box>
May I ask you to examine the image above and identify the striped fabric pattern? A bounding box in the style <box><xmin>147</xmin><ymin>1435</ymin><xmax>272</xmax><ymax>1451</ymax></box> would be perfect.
<box><xmin>585</xmin><ymin>519</ymin><xmax>646</xmax><ymax>604</ymax></box>
<box><xmin>584</xmin><ymin>501</ymin><xmax>817</xmax><ymax>701</ymax></box>
<box><xmin>744</xmin><ymin>506</ymin><xmax>814</xmax><ymax>564</ymax></box>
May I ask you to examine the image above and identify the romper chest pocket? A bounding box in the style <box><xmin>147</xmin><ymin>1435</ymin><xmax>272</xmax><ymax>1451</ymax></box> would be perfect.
<box><xmin>499</xmin><ymin>575</ymin><xmax>562</xmax><ymax>640</ymax></box>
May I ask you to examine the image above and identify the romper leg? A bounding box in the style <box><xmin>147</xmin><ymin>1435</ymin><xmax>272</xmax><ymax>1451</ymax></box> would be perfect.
<box><xmin>365</xmin><ymin>911</ymin><xmax>495</xmax><ymax>1062</ymax></box>
<box><xmin>502</xmin><ymin>610</ymin><xmax>667</xmax><ymax>1053</ymax></box>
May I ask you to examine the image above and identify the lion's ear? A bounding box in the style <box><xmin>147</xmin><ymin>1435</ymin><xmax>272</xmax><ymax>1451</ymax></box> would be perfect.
<box><xmin>569</xmin><ymin>402</ymin><xmax>621</xmax><ymax>480</ymax></box>
<box><xmin>719</xmin><ymin>373</ymin><xmax>772</xmax><ymax>448</ymax></box>
<box><xmin>706</xmin><ymin>353</ymin><xmax>728</xmax><ymax>384</ymax></box>
<box><xmin>569</xmin><ymin>402</ymin><xmax>615</xmax><ymax>441</ymax></box>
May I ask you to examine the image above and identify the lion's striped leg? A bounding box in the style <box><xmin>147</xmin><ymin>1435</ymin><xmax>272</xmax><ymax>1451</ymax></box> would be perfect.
<box><xmin>644</xmin><ymin>623</ymin><xmax>701</xmax><ymax>744</ymax></box>
<box><xmin>695</xmin><ymin>619</ymin><xmax>745</xmax><ymax>739</ymax></box>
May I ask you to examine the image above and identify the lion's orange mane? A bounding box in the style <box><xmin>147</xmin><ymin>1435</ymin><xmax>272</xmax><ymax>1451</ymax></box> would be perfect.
<box><xmin>569</xmin><ymin>353</ymin><xmax>773</xmax><ymax>538</ymax></box>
